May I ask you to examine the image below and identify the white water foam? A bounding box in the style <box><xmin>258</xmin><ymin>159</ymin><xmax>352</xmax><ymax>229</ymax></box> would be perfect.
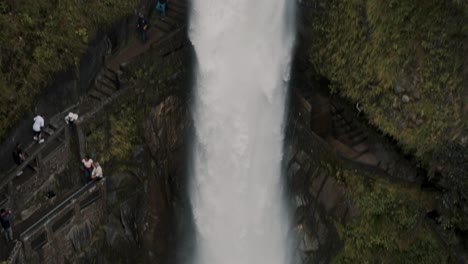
<box><xmin>189</xmin><ymin>0</ymin><xmax>295</xmax><ymax>263</ymax></box>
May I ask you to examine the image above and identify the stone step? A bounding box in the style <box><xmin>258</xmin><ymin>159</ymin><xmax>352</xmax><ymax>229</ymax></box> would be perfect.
<box><xmin>41</xmin><ymin>137</ymin><xmax>63</xmax><ymax>157</ymax></box>
<box><xmin>159</xmin><ymin>16</ymin><xmax>179</xmax><ymax>27</ymax></box>
<box><xmin>106</xmin><ymin>67</ymin><xmax>120</xmax><ymax>78</ymax></box>
<box><xmin>351</xmin><ymin>133</ymin><xmax>368</xmax><ymax>146</ymax></box>
<box><xmin>48</xmin><ymin>121</ymin><xmax>60</xmax><ymax>130</ymax></box>
<box><xmin>352</xmin><ymin>142</ymin><xmax>369</xmax><ymax>154</ymax></box>
<box><xmin>166</xmin><ymin>9</ymin><xmax>186</xmax><ymax>21</ymax></box>
<box><xmin>354</xmin><ymin>153</ymin><xmax>379</xmax><ymax>167</ymax></box>
<box><xmin>97</xmin><ymin>77</ymin><xmax>117</xmax><ymax>90</ymax></box>
<box><xmin>327</xmin><ymin>137</ymin><xmax>361</xmax><ymax>159</ymax></box>
<box><xmin>102</xmin><ymin>69</ymin><xmax>118</xmax><ymax>83</ymax></box>
<box><xmin>169</xmin><ymin>1</ymin><xmax>187</xmax><ymax>12</ymax></box>
<box><xmin>166</xmin><ymin>3</ymin><xmax>187</xmax><ymax>15</ymax></box>
<box><xmin>95</xmin><ymin>84</ymin><xmax>114</xmax><ymax>97</ymax></box>
<box><xmin>155</xmin><ymin>21</ymin><xmax>171</xmax><ymax>33</ymax></box>
<box><xmin>0</xmin><ymin>194</ymin><xmax>8</xmax><ymax>207</ymax></box>
<box><xmin>88</xmin><ymin>89</ymin><xmax>105</xmax><ymax>101</ymax></box>
<box><xmin>43</xmin><ymin>126</ymin><xmax>55</xmax><ymax>136</ymax></box>
<box><xmin>158</xmin><ymin>17</ymin><xmax>176</xmax><ymax>30</ymax></box>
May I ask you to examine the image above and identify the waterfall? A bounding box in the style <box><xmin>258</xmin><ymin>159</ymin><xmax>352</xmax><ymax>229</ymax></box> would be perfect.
<box><xmin>189</xmin><ymin>0</ymin><xmax>295</xmax><ymax>263</ymax></box>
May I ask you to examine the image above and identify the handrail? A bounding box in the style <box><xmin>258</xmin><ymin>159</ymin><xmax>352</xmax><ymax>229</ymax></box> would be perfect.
<box><xmin>0</xmin><ymin>103</ymin><xmax>79</xmax><ymax>191</ymax></box>
<box><xmin>19</xmin><ymin>180</ymin><xmax>102</xmax><ymax>239</ymax></box>
<box><xmin>0</xmin><ymin>125</ymin><xmax>66</xmax><ymax>192</ymax></box>
<box><xmin>6</xmin><ymin>240</ymin><xmax>22</xmax><ymax>264</ymax></box>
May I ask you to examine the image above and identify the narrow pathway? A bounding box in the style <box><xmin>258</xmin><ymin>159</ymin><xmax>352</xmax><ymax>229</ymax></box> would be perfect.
<box><xmin>294</xmin><ymin>85</ymin><xmax>419</xmax><ymax>182</ymax></box>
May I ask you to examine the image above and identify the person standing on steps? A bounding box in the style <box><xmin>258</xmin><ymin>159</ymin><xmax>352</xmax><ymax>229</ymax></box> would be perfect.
<box><xmin>82</xmin><ymin>156</ymin><xmax>94</xmax><ymax>182</ymax></box>
<box><xmin>0</xmin><ymin>208</ymin><xmax>14</xmax><ymax>243</ymax></box>
<box><xmin>137</xmin><ymin>12</ymin><xmax>149</xmax><ymax>42</ymax></box>
<box><xmin>91</xmin><ymin>162</ymin><xmax>103</xmax><ymax>180</ymax></box>
<box><xmin>32</xmin><ymin>114</ymin><xmax>45</xmax><ymax>144</ymax></box>
<box><xmin>12</xmin><ymin>143</ymin><xmax>26</xmax><ymax>176</ymax></box>
<box><xmin>156</xmin><ymin>0</ymin><xmax>167</xmax><ymax>17</ymax></box>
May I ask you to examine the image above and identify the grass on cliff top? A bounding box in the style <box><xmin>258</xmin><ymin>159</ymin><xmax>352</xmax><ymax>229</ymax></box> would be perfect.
<box><xmin>309</xmin><ymin>0</ymin><xmax>466</xmax><ymax>158</ymax></box>
<box><xmin>331</xmin><ymin>168</ymin><xmax>449</xmax><ymax>263</ymax></box>
<box><xmin>0</xmin><ymin>0</ymin><xmax>138</xmax><ymax>140</ymax></box>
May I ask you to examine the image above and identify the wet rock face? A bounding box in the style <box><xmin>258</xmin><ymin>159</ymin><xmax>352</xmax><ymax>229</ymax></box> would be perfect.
<box><xmin>140</xmin><ymin>95</ymin><xmax>191</xmax><ymax>264</ymax></box>
<box><xmin>284</xmin><ymin>106</ymin><xmax>352</xmax><ymax>264</ymax></box>
<box><xmin>144</xmin><ymin>95</ymin><xmax>190</xmax><ymax>162</ymax></box>
<box><xmin>68</xmin><ymin>221</ymin><xmax>93</xmax><ymax>253</ymax></box>
<box><xmin>286</xmin><ymin>148</ymin><xmax>346</xmax><ymax>264</ymax></box>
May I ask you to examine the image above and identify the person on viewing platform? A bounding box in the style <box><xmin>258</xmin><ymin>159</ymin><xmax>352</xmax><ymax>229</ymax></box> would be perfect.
<box><xmin>91</xmin><ymin>162</ymin><xmax>103</xmax><ymax>180</ymax></box>
<box><xmin>12</xmin><ymin>143</ymin><xmax>26</xmax><ymax>176</ymax></box>
<box><xmin>137</xmin><ymin>12</ymin><xmax>149</xmax><ymax>42</ymax></box>
<box><xmin>82</xmin><ymin>156</ymin><xmax>94</xmax><ymax>182</ymax></box>
<box><xmin>32</xmin><ymin>114</ymin><xmax>45</xmax><ymax>144</ymax></box>
<box><xmin>156</xmin><ymin>0</ymin><xmax>167</xmax><ymax>16</ymax></box>
<box><xmin>0</xmin><ymin>208</ymin><xmax>13</xmax><ymax>242</ymax></box>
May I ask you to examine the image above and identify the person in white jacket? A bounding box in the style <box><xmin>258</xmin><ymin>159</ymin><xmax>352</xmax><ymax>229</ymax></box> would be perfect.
<box><xmin>32</xmin><ymin>114</ymin><xmax>45</xmax><ymax>144</ymax></box>
<box><xmin>64</xmin><ymin>112</ymin><xmax>79</xmax><ymax>124</ymax></box>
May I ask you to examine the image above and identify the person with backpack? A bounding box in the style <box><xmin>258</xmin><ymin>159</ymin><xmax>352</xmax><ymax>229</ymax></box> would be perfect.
<box><xmin>12</xmin><ymin>143</ymin><xmax>26</xmax><ymax>176</ymax></box>
<box><xmin>82</xmin><ymin>156</ymin><xmax>94</xmax><ymax>182</ymax></box>
<box><xmin>156</xmin><ymin>0</ymin><xmax>167</xmax><ymax>16</ymax></box>
<box><xmin>137</xmin><ymin>12</ymin><xmax>149</xmax><ymax>42</ymax></box>
<box><xmin>0</xmin><ymin>208</ymin><xmax>13</xmax><ymax>242</ymax></box>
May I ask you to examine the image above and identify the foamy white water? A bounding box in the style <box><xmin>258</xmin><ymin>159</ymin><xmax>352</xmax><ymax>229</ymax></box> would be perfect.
<box><xmin>189</xmin><ymin>0</ymin><xmax>295</xmax><ymax>263</ymax></box>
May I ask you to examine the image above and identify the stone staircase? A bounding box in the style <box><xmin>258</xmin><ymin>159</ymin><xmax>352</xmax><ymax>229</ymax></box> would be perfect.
<box><xmin>107</xmin><ymin>0</ymin><xmax>188</xmax><ymax>72</ymax></box>
<box><xmin>293</xmin><ymin>87</ymin><xmax>419</xmax><ymax>182</ymax></box>
<box><xmin>326</xmin><ymin>102</ymin><xmax>380</xmax><ymax>168</ymax></box>
<box><xmin>86</xmin><ymin>68</ymin><xmax>121</xmax><ymax>105</ymax></box>
<box><xmin>153</xmin><ymin>0</ymin><xmax>187</xmax><ymax>33</ymax></box>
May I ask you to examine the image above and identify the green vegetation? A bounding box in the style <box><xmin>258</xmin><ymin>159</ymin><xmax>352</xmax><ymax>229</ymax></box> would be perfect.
<box><xmin>86</xmin><ymin>45</ymin><xmax>188</xmax><ymax>173</ymax></box>
<box><xmin>432</xmin><ymin>142</ymin><xmax>468</xmax><ymax>231</ymax></box>
<box><xmin>86</xmin><ymin>95</ymin><xmax>143</xmax><ymax>168</ymax></box>
<box><xmin>127</xmin><ymin>43</ymin><xmax>189</xmax><ymax>104</ymax></box>
<box><xmin>307</xmin><ymin>0</ymin><xmax>467</xmax><ymax>233</ymax></box>
<box><xmin>308</xmin><ymin>0</ymin><xmax>466</xmax><ymax>157</ymax></box>
<box><xmin>0</xmin><ymin>0</ymin><xmax>138</xmax><ymax>140</ymax></box>
<box><xmin>332</xmin><ymin>169</ymin><xmax>448</xmax><ymax>263</ymax></box>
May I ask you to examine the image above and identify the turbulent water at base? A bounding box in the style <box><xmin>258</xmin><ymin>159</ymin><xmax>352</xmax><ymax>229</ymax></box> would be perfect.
<box><xmin>189</xmin><ymin>0</ymin><xmax>295</xmax><ymax>263</ymax></box>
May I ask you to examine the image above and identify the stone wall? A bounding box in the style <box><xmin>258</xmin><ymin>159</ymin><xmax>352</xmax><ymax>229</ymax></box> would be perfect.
<box><xmin>12</xmin><ymin>180</ymin><xmax>107</xmax><ymax>264</ymax></box>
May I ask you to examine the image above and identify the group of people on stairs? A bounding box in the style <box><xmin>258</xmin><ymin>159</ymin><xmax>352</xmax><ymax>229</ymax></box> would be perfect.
<box><xmin>82</xmin><ymin>156</ymin><xmax>103</xmax><ymax>182</ymax></box>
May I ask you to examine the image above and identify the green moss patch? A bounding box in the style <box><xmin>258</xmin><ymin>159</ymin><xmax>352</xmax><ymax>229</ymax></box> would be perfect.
<box><xmin>331</xmin><ymin>168</ymin><xmax>448</xmax><ymax>263</ymax></box>
<box><xmin>308</xmin><ymin>0</ymin><xmax>466</xmax><ymax>157</ymax></box>
<box><xmin>85</xmin><ymin>95</ymin><xmax>143</xmax><ymax>170</ymax></box>
<box><xmin>0</xmin><ymin>0</ymin><xmax>138</xmax><ymax>140</ymax></box>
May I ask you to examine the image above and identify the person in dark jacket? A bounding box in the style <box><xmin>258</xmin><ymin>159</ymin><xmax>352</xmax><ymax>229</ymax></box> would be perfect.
<box><xmin>12</xmin><ymin>143</ymin><xmax>26</xmax><ymax>176</ymax></box>
<box><xmin>156</xmin><ymin>0</ymin><xmax>167</xmax><ymax>16</ymax></box>
<box><xmin>137</xmin><ymin>12</ymin><xmax>149</xmax><ymax>42</ymax></box>
<box><xmin>0</xmin><ymin>208</ymin><xmax>13</xmax><ymax>242</ymax></box>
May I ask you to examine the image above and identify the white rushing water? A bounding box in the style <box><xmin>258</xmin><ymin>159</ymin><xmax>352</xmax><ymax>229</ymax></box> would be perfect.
<box><xmin>189</xmin><ymin>0</ymin><xmax>295</xmax><ymax>263</ymax></box>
